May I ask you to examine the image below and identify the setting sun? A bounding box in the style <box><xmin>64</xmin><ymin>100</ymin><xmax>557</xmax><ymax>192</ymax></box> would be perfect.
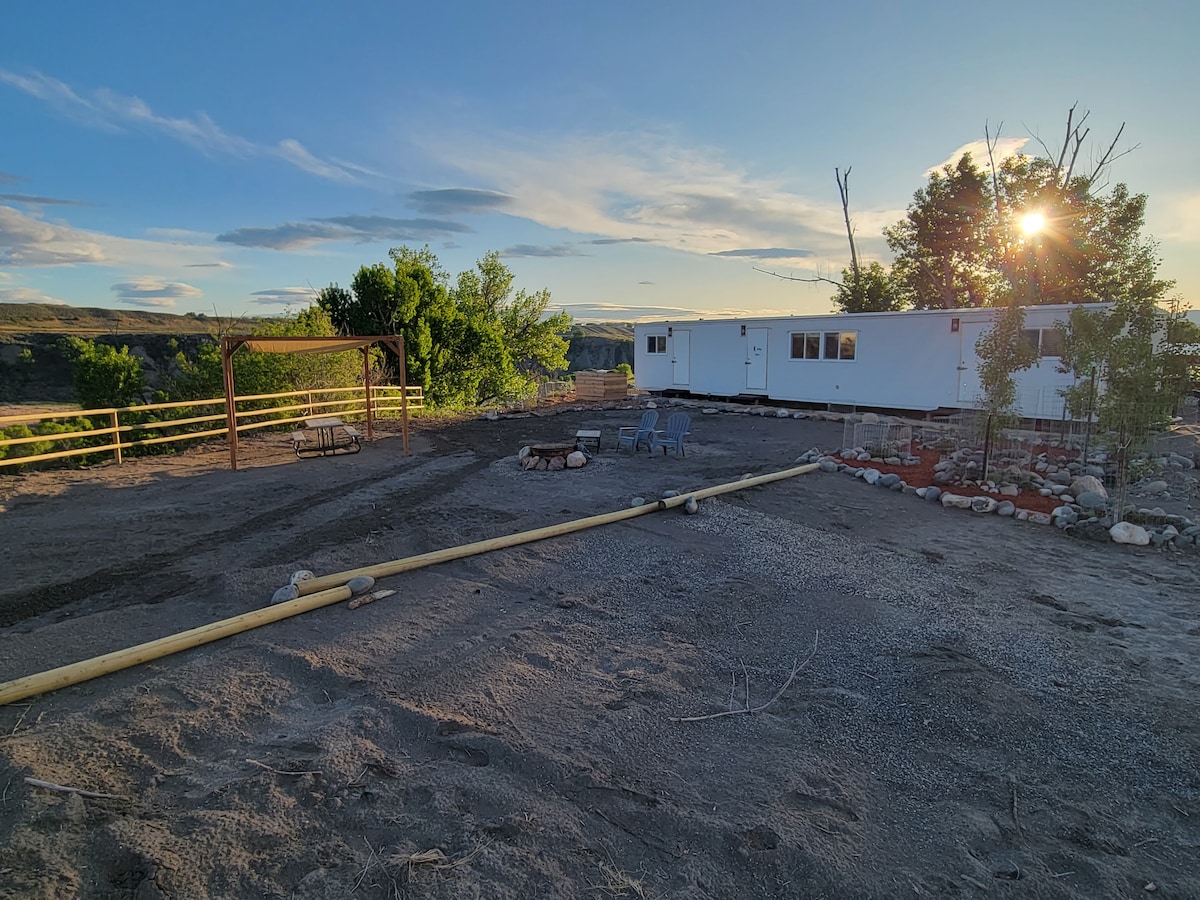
<box><xmin>1020</xmin><ymin>212</ymin><xmax>1046</xmax><ymax>235</ymax></box>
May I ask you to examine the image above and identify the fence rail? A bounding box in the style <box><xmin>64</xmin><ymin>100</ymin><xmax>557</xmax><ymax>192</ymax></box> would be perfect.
<box><xmin>0</xmin><ymin>385</ymin><xmax>423</xmax><ymax>471</ymax></box>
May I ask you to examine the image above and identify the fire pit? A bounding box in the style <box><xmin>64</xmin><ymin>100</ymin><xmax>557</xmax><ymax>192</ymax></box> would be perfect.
<box><xmin>518</xmin><ymin>442</ymin><xmax>590</xmax><ymax>471</ymax></box>
<box><xmin>529</xmin><ymin>442</ymin><xmax>577</xmax><ymax>460</ymax></box>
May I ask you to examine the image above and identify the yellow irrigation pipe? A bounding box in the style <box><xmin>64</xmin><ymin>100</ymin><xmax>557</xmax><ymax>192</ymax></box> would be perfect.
<box><xmin>292</xmin><ymin>462</ymin><xmax>820</xmax><ymax>594</ymax></box>
<box><xmin>0</xmin><ymin>463</ymin><xmax>817</xmax><ymax>706</ymax></box>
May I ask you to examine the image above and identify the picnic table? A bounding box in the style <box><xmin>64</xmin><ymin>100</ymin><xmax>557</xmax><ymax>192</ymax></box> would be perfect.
<box><xmin>291</xmin><ymin>416</ymin><xmax>361</xmax><ymax>458</ymax></box>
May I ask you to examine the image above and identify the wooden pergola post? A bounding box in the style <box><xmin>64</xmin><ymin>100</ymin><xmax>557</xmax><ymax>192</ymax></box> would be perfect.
<box><xmin>221</xmin><ymin>337</ymin><xmax>244</xmax><ymax>472</ymax></box>
<box><xmin>394</xmin><ymin>337</ymin><xmax>410</xmax><ymax>457</ymax></box>
<box><xmin>362</xmin><ymin>347</ymin><xmax>374</xmax><ymax>441</ymax></box>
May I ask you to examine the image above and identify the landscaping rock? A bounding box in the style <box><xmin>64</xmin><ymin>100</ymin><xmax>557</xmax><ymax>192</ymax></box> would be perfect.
<box><xmin>565</xmin><ymin>451</ymin><xmax>587</xmax><ymax>468</ymax></box>
<box><xmin>1070</xmin><ymin>475</ymin><xmax>1106</xmax><ymax>499</ymax></box>
<box><xmin>924</xmin><ymin>487</ymin><xmax>942</xmax><ymax>503</ymax></box>
<box><xmin>702</xmin><ymin>407</ymin><xmax>719</xmax><ymax>415</ymax></box>
<box><xmin>1142</xmin><ymin>480</ymin><xmax>1169</xmax><ymax>494</ymax></box>
<box><xmin>1000</xmin><ymin>484</ymin><xmax>1020</xmax><ymax>497</ymax></box>
<box><xmin>1014</xmin><ymin>509</ymin><xmax>1030</xmax><ymax>521</ymax></box>
<box><xmin>630</xmin><ymin>496</ymin><xmax>646</xmax><ymax>507</ymax></box>
<box><xmin>548</xmin><ymin>456</ymin><xmax>566</xmax><ymax>471</ymax></box>
<box><xmin>1110</xmin><ymin>522</ymin><xmax>1150</xmax><ymax>545</ymax></box>
<box><xmin>970</xmin><ymin>496</ymin><xmax>998</xmax><ymax>514</ymax></box>
<box><xmin>861</xmin><ymin>412</ymin><xmax>880</xmax><ymax>424</ymax></box>
<box><xmin>941</xmin><ymin>493</ymin><xmax>972</xmax><ymax>510</ymax></box>
<box><xmin>997</xmin><ymin>500</ymin><xmax>1015</xmax><ymax>517</ymax></box>
<box><xmin>662</xmin><ymin>489</ymin><xmax>680</xmax><ymax>498</ymax></box>
<box><xmin>684</xmin><ymin>496</ymin><xmax>699</xmax><ymax>515</ymax></box>
<box><xmin>518</xmin><ymin>445</ymin><xmax>532</xmax><ymax>460</ymax></box>
<box><xmin>863</xmin><ymin>468</ymin><xmax>882</xmax><ymax>485</ymax></box>
<box><xmin>884</xmin><ymin>456</ymin><xmax>902</xmax><ymax>466</ymax></box>
<box><xmin>878</xmin><ymin>473</ymin><xmax>901</xmax><ymax>488</ymax></box>
<box><xmin>1076</xmin><ymin>491</ymin><xmax>1107</xmax><ymax>509</ymax></box>
<box><xmin>818</xmin><ymin>460</ymin><xmax>838</xmax><ymax>473</ymax></box>
<box><xmin>1029</xmin><ymin>512</ymin><xmax>1053</xmax><ymax>525</ymax></box>
<box><xmin>857</xmin><ymin>452</ymin><xmax>872</xmax><ymax>462</ymax></box>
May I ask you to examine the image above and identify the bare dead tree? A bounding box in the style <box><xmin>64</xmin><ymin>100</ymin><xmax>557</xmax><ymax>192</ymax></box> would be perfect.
<box><xmin>1027</xmin><ymin>103</ymin><xmax>1138</xmax><ymax>189</ymax></box>
<box><xmin>984</xmin><ymin>120</ymin><xmax>1004</xmax><ymax>216</ymax></box>
<box><xmin>836</xmin><ymin>167</ymin><xmax>860</xmax><ymax>287</ymax></box>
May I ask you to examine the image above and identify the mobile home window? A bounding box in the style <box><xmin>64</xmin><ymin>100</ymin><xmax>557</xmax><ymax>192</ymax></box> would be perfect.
<box><xmin>1020</xmin><ymin>327</ymin><xmax>1063</xmax><ymax>358</ymax></box>
<box><xmin>646</xmin><ymin>335</ymin><xmax>667</xmax><ymax>354</ymax></box>
<box><xmin>790</xmin><ymin>332</ymin><xmax>821</xmax><ymax>359</ymax></box>
<box><xmin>823</xmin><ymin>331</ymin><xmax>857</xmax><ymax>360</ymax></box>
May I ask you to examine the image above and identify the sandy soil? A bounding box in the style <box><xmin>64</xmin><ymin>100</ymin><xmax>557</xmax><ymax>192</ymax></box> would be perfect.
<box><xmin>0</xmin><ymin>406</ymin><xmax>1197</xmax><ymax>899</ymax></box>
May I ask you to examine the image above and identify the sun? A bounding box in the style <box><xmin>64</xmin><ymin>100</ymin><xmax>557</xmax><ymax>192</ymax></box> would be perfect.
<box><xmin>1020</xmin><ymin>212</ymin><xmax>1046</xmax><ymax>236</ymax></box>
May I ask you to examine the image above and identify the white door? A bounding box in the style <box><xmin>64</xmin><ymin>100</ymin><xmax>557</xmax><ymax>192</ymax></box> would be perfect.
<box><xmin>957</xmin><ymin>321</ymin><xmax>986</xmax><ymax>405</ymax></box>
<box><xmin>746</xmin><ymin>327</ymin><xmax>769</xmax><ymax>391</ymax></box>
<box><xmin>672</xmin><ymin>330</ymin><xmax>690</xmax><ymax>386</ymax></box>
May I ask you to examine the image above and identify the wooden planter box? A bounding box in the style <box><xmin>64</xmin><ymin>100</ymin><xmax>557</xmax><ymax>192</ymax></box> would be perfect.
<box><xmin>575</xmin><ymin>370</ymin><xmax>629</xmax><ymax>401</ymax></box>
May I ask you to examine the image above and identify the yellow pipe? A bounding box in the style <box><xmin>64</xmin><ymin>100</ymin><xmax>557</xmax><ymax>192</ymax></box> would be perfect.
<box><xmin>295</xmin><ymin>462</ymin><xmax>820</xmax><ymax>595</ymax></box>
<box><xmin>0</xmin><ymin>585</ymin><xmax>351</xmax><ymax>706</ymax></box>
<box><xmin>0</xmin><ymin>462</ymin><xmax>818</xmax><ymax>706</ymax></box>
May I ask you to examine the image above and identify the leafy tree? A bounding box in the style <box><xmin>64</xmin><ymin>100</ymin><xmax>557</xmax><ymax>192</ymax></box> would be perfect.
<box><xmin>884</xmin><ymin>112</ymin><xmax>1172</xmax><ymax>311</ymax></box>
<box><xmin>831</xmin><ymin>261</ymin><xmax>910</xmax><ymax>313</ymax></box>
<box><xmin>60</xmin><ymin>337</ymin><xmax>146</xmax><ymax>408</ymax></box>
<box><xmin>974</xmin><ymin>305</ymin><xmax>1039</xmax><ymax>477</ymax></box>
<box><xmin>1056</xmin><ymin>298</ymin><xmax>1200</xmax><ymax>511</ymax></box>
<box><xmin>886</xmin><ymin>153</ymin><xmax>998</xmax><ymax>309</ymax></box>
<box><xmin>320</xmin><ymin>246</ymin><xmax>571</xmax><ymax>408</ymax></box>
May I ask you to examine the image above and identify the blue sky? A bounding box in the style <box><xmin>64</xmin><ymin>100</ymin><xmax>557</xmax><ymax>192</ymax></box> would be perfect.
<box><xmin>2</xmin><ymin>1</ymin><xmax>1197</xmax><ymax>321</ymax></box>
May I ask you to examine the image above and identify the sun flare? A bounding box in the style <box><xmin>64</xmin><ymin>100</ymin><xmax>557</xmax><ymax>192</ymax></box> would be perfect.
<box><xmin>1020</xmin><ymin>212</ymin><xmax>1046</xmax><ymax>236</ymax></box>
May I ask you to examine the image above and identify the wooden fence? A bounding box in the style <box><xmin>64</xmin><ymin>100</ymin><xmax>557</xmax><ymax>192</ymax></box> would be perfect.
<box><xmin>0</xmin><ymin>385</ymin><xmax>423</xmax><ymax>472</ymax></box>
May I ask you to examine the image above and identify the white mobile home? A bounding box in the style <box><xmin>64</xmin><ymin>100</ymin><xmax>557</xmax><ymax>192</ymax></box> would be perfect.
<box><xmin>634</xmin><ymin>305</ymin><xmax>1089</xmax><ymax>418</ymax></box>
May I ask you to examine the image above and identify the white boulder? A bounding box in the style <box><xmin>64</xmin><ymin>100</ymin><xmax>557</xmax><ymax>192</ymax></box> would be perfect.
<box><xmin>565</xmin><ymin>451</ymin><xmax>587</xmax><ymax>468</ymax></box>
<box><xmin>1110</xmin><ymin>522</ymin><xmax>1150</xmax><ymax>546</ymax></box>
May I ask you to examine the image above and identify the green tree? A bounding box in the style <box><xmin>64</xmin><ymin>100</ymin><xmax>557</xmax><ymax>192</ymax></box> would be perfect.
<box><xmin>1056</xmin><ymin>298</ymin><xmax>1200</xmax><ymax>512</ymax></box>
<box><xmin>884</xmin><ymin>113</ymin><xmax>1172</xmax><ymax>310</ymax></box>
<box><xmin>831</xmin><ymin>261</ymin><xmax>910</xmax><ymax>313</ymax></box>
<box><xmin>60</xmin><ymin>338</ymin><xmax>146</xmax><ymax>408</ymax></box>
<box><xmin>886</xmin><ymin>153</ymin><xmax>998</xmax><ymax>309</ymax></box>
<box><xmin>974</xmin><ymin>305</ymin><xmax>1039</xmax><ymax>477</ymax></box>
<box><xmin>321</xmin><ymin>246</ymin><xmax>572</xmax><ymax>408</ymax></box>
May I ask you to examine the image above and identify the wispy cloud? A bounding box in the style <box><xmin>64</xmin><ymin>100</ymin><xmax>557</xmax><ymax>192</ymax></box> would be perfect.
<box><xmin>0</xmin><ymin>273</ymin><xmax>67</xmax><ymax>304</ymax></box>
<box><xmin>1</xmin><ymin>204</ymin><xmax>107</xmax><ymax>265</ymax></box>
<box><xmin>407</xmin><ymin>188</ymin><xmax>513</xmax><ymax>215</ymax></box>
<box><xmin>585</xmin><ymin>237</ymin><xmax>652</xmax><ymax>245</ymax></box>
<box><xmin>0</xmin><ymin>193</ymin><xmax>87</xmax><ymax>206</ymax></box>
<box><xmin>427</xmin><ymin>130</ymin><xmax>901</xmax><ymax>268</ymax></box>
<box><xmin>184</xmin><ymin>261</ymin><xmax>234</xmax><ymax>269</ymax></box>
<box><xmin>499</xmin><ymin>243</ymin><xmax>586</xmax><ymax>258</ymax></box>
<box><xmin>708</xmin><ymin>247</ymin><xmax>814</xmax><ymax>260</ymax></box>
<box><xmin>928</xmin><ymin>137</ymin><xmax>1029</xmax><ymax>175</ymax></box>
<box><xmin>216</xmin><ymin>215</ymin><xmax>470</xmax><ymax>250</ymax></box>
<box><xmin>0</xmin><ymin>172</ymin><xmax>25</xmax><ymax>185</ymax></box>
<box><xmin>249</xmin><ymin>287</ymin><xmax>316</xmax><ymax>306</ymax></box>
<box><xmin>0</xmin><ymin>68</ymin><xmax>364</xmax><ymax>183</ymax></box>
<box><xmin>1</xmin><ymin>204</ymin><xmax>219</xmax><ymax>269</ymax></box>
<box><xmin>638</xmin><ymin>280</ymin><xmax>655</xmax><ymax>285</ymax></box>
<box><xmin>1155</xmin><ymin>191</ymin><xmax>1200</xmax><ymax>244</ymax></box>
<box><xmin>111</xmin><ymin>276</ymin><xmax>202</xmax><ymax>307</ymax></box>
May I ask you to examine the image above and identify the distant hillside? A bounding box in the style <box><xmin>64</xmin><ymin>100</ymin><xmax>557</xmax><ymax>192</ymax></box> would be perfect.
<box><xmin>0</xmin><ymin>303</ymin><xmax>252</xmax><ymax>337</ymax></box>
<box><xmin>566</xmin><ymin>323</ymin><xmax>634</xmax><ymax>372</ymax></box>
<box><xmin>0</xmin><ymin>303</ymin><xmax>638</xmax><ymax>401</ymax></box>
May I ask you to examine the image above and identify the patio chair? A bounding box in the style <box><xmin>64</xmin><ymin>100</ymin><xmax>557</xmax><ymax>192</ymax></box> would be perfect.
<box><xmin>616</xmin><ymin>410</ymin><xmax>658</xmax><ymax>452</ymax></box>
<box><xmin>650</xmin><ymin>412</ymin><xmax>691</xmax><ymax>457</ymax></box>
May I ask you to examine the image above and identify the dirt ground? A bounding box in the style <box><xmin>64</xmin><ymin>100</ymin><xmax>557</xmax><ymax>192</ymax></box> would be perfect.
<box><xmin>0</xmin><ymin>406</ymin><xmax>1197</xmax><ymax>899</ymax></box>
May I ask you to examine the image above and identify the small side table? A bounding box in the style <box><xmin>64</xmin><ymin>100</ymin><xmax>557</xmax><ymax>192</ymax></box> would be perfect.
<box><xmin>575</xmin><ymin>429</ymin><xmax>601</xmax><ymax>453</ymax></box>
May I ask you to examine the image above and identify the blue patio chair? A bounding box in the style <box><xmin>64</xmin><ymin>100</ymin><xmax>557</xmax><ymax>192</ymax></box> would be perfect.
<box><xmin>650</xmin><ymin>412</ymin><xmax>691</xmax><ymax>457</ymax></box>
<box><xmin>616</xmin><ymin>410</ymin><xmax>658</xmax><ymax>452</ymax></box>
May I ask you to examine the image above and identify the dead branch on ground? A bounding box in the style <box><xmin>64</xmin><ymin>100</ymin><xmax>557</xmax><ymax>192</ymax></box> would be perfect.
<box><xmin>23</xmin><ymin>777</ymin><xmax>127</xmax><ymax>801</ymax></box>
<box><xmin>670</xmin><ymin>631</ymin><xmax>820</xmax><ymax>723</ymax></box>
<box><xmin>245</xmin><ymin>759</ymin><xmax>321</xmax><ymax>777</ymax></box>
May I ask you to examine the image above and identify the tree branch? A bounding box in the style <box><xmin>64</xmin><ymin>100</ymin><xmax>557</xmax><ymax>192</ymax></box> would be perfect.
<box><xmin>836</xmin><ymin>167</ymin><xmax>860</xmax><ymax>286</ymax></box>
<box><xmin>984</xmin><ymin>120</ymin><xmax>1003</xmax><ymax>216</ymax></box>
<box><xmin>753</xmin><ymin>267</ymin><xmax>843</xmax><ymax>288</ymax></box>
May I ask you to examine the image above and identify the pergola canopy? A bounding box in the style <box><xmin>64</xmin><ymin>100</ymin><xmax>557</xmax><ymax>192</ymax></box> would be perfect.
<box><xmin>221</xmin><ymin>335</ymin><xmax>408</xmax><ymax>471</ymax></box>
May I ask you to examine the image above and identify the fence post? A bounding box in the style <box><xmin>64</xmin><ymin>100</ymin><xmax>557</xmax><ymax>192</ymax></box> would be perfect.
<box><xmin>111</xmin><ymin>410</ymin><xmax>123</xmax><ymax>465</ymax></box>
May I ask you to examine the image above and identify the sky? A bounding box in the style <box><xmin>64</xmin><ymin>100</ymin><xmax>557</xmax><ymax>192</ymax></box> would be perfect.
<box><xmin>1</xmin><ymin>1</ymin><xmax>1197</xmax><ymax>322</ymax></box>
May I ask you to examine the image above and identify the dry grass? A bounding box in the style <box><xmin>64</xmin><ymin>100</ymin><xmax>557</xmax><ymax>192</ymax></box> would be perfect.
<box><xmin>595</xmin><ymin>861</ymin><xmax>648</xmax><ymax>898</ymax></box>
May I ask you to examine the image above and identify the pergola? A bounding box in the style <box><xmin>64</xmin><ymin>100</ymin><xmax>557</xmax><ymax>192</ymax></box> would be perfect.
<box><xmin>220</xmin><ymin>335</ymin><xmax>409</xmax><ymax>471</ymax></box>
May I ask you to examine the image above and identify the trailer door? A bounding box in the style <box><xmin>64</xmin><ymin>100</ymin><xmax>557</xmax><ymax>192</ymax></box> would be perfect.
<box><xmin>745</xmin><ymin>327</ymin><xmax>769</xmax><ymax>391</ymax></box>
<box><xmin>672</xmin><ymin>330</ymin><xmax>690</xmax><ymax>386</ymax></box>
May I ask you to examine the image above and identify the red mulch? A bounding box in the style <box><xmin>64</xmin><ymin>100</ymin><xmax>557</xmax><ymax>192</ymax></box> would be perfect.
<box><xmin>854</xmin><ymin>448</ymin><xmax>1062</xmax><ymax>515</ymax></box>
